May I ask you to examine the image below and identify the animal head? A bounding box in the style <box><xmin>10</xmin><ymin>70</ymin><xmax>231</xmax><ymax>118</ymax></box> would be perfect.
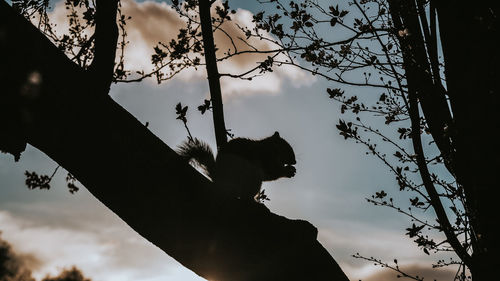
<box><xmin>270</xmin><ymin>131</ymin><xmax>296</xmax><ymax>166</ymax></box>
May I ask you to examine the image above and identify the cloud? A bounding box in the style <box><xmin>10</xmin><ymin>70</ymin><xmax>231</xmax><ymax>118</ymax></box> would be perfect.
<box><xmin>359</xmin><ymin>264</ymin><xmax>457</xmax><ymax>281</ymax></box>
<box><xmin>213</xmin><ymin>7</ymin><xmax>314</xmax><ymax>97</ymax></box>
<box><xmin>318</xmin><ymin>221</ymin><xmax>428</xmax><ymax>263</ymax></box>
<box><xmin>0</xmin><ymin>230</ymin><xmax>92</xmax><ymax>281</ymax></box>
<box><xmin>0</xmin><ymin>232</ymin><xmax>37</xmax><ymax>281</ymax></box>
<box><xmin>121</xmin><ymin>0</ymin><xmax>314</xmax><ymax>96</ymax></box>
<box><xmin>119</xmin><ymin>0</ymin><xmax>187</xmax><ymax>74</ymax></box>
<box><xmin>47</xmin><ymin>0</ymin><xmax>313</xmax><ymax>97</ymax></box>
<box><xmin>314</xmin><ymin>219</ymin><xmax>462</xmax><ymax>281</ymax></box>
<box><xmin>0</xmin><ymin>209</ymin><xmax>204</xmax><ymax>281</ymax></box>
<box><xmin>0</xmin><ymin>210</ymin><xmax>104</xmax><ymax>280</ymax></box>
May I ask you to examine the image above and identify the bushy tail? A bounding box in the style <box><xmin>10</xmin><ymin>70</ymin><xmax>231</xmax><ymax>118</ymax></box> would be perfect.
<box><xmin>177</xmin><ymin>138</ymin><xmax>216</xmax><ymax>181</ymax></box>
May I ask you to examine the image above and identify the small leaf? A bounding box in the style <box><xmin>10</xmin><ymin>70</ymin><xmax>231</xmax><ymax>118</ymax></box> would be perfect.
<box><xmin>375</xmin><ymin>190</ymin><xmax>387</xmax><ymax>199</ymax></box>
<box><xmin>330</xmin><ymin>17</ymin><xmax>337</xmax><ymax>27</ymax></box>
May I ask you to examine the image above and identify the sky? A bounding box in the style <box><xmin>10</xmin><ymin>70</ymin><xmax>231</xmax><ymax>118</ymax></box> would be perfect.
<box><xmin>0</xmin><ymin>0</ymin><xmax>458</xmax><ymax>280</ymax></box>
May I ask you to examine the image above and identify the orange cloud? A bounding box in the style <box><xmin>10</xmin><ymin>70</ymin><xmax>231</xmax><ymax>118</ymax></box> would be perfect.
<box><xmin>121</xmin><ymin>0</ymin><xmax>184</xmax><ymax>46</ymax></box>
<box><xmin>119</xmin><ymin>0</ymin><xmax>185</xmax><ymax>72</ymax></box>
<box><xmin>121</xmin><ymin>0</ymin><xmax>274</xmax><ymax>70</ymax></box>
<box><xmin>120</xmin><ymin>0</ymin><xmax>313</xmax><ymax>96</ymax></box>
<box><xmin>44</xmin><ymin>0</ymin><xmax>313</xmax><ymax>96</ymax></box>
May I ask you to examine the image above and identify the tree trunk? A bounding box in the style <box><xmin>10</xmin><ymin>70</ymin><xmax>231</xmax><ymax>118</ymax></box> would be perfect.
<box><xmin>387</xmin><ymin>1</ymin><xmax>499</xmax><ymax>279</ymax></box>
<box><xmin>0</xmin><ymin>2</ymin><xmax>350</xmax><ymax>281</ymax></box>
<box><xmin>387</xmin><ymin>0</ymin><xmax>472</xmax><ymax>268</ymax></box>
<box><xmin>435</xmin><ymin>2</ymin><xmax>500</xmax><ymax>279</ymax></box>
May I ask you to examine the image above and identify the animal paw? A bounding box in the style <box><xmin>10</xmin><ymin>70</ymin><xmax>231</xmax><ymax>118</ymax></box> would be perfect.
<box><xmin>283</xmin><ymin>165</ymin><xmax>296</xmax><ymax>177</ymax></box>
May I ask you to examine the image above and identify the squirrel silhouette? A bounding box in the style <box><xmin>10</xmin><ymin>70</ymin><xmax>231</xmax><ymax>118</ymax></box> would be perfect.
<box><xmin>177</xmin><ymin>132</ymin><xmax>296</xmax><ymax>201</ymax></box>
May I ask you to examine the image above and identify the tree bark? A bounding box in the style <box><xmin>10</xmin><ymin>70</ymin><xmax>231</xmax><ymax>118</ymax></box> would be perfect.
<box><xmin>434</xmin><ymin>2</ymin><xmax>500</xmax><ymax>279</ymax></box>
<box><xmin>0</xmin><ymin>2</ymin><xmax>349</xmax><ymax>280</ymax></box>
<box><xmin>88</xmin><ymin>0</ymin><xmax>119</xmax><ymax>95</ymax></box>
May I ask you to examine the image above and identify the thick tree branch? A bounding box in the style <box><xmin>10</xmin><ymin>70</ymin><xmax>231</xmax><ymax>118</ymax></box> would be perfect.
<box><xmin>388</xmin><ymin>0</ymin><xmax>455</xmax><ymax>175</ymax></box>
<box><xmin>407</xmin><ymin>86</ymin><xmax>472</xmax><ymax>268</ymax></box>
<box><xmin>0</xmin><ymin>2</ymin><xmax>349</xmax><ymax>280</ymax></box>
<box><xmin>89</xmin><ymin>0</ymin><xmax>119</xmax><ymax>95</ymax></box>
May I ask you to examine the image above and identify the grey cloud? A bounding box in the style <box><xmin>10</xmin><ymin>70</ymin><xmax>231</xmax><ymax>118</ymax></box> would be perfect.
<box><xmin>362</xmin><ymin>264</ymin><xmax>457</xmax><ymax>281</ymax></box>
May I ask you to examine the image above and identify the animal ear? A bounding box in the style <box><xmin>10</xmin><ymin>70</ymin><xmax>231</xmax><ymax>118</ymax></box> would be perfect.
<box><xmin>273</xmin><ymin>131</ymin><xmax>280</xmax><ymax>138</ymax></box>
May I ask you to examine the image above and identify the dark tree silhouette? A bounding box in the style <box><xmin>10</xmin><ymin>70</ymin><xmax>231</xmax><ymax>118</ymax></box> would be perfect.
<box><xmin>0</xmin><ymin>1</ymin><xmax>349</xmax><ymax>280</ymax></box>
<box><xmin>0</xmin><ymin>234</ymin><xmax>35</xmax><ymax>281</ymax></box>
<box><xmin>41</xmin><ymin>267</ymin><xmax>91</xmax><ymax>281</ymax></box>
<box><xmin>236</xmin><ymin>0</ymin><xmax>498</xmax><ymax>279</ymax></box>
<box><xmin>198</xmin><ymin>0</ymin><xmax>227</xmax><ymax>147</ymax></box>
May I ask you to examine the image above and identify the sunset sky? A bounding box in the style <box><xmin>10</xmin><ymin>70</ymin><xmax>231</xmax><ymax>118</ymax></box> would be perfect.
<box><xmin>0</xmin><ymin>0</ymin><xmax>458</xmax><ymax>280</ymax></box>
